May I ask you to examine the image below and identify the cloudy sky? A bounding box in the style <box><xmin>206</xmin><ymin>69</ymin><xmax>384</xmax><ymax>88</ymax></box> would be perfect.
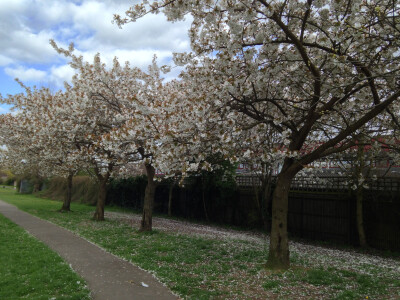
<box><xmin>0</xmin><ymin>0</ymin><xmax>191</xmax><ymax>113</ymax></box>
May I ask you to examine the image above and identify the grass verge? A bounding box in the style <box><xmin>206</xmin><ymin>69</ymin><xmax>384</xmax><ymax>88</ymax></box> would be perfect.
<box><xmin>0</xmin><ymin>205</ymin><xmax>90</xmax><ymax>299</ymax></box>
<box><xmin>0</xmin><ymin>188</ymin><xmax>399</xmax><ymax>299</ymax></box>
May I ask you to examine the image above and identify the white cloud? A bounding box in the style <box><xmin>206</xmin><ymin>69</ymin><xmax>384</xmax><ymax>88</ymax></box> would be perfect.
<box><xmin>0</xmin><ymin>0</ymin><xmax>191</xmax><ymax>97</ymax></box>
<box><xmin>0</xmin><ymin>0</ymin><xmax>190</xmax><ymax>64</ymax></box>
<box><xmin>49</xmin><ymin>64</ymin><xmax>76</xmax><ymax>88</ymax></box>
<box><xmin>3</xmin><ymin>30</ymin><xmax>57</xmax><ymax>64</ymax></box>
<box><xmin>5</xmin><ymin>66</ymin><xmax>47</xmax><ymax>82</ymax></box>
<box><xmin>0</xmin><ymin>1</ymin><xmax>57</xmax><ymax>65</ymax></box>
<box><xmin>0</xmin><ymin>55</ymin><xmax>14</xmax><ymax>67</ymax></box>
<box><xmin>71</xmin><ymin>3</ymin><xmax>192</xmax><ymax>53</ymax></box>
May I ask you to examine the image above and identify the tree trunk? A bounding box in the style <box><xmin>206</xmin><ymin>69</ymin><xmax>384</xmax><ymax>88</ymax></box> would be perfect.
<box><xmin>266</xmin><ymin>173</ymin><xmax>293</xmax><ymax>269</ymax></box>
<box><xmin>140</xmin><ymin>164</ymin><xmax>156</xmax><ymax>232</ymax></box>
<box><xmin>33</xmin><ymin>183</ymin><xmax>40</xmax><ymax>193</ymax></box>
<box><xmin>60</xmin><ymin>173</ymin><xmax>73</xmax><ymax>212</ymax></box>
<box><xmin>93</xmin><ymin>178</ymin><xmax>107</xmax><ymax>221</ymax></box>
<box><xmin>168</xmin><ymin>181</ymin><xmax>174</xmax><ymax>217</ymax></box>
<box><xmin>201</xmin><ymin>175</ymin><xmax>209</xmax><ymax>222</ymax></box>
<box><xmin>356</xmin><ymin>186</ymin><xmax>368</xmax><ymax>247</ymax></box>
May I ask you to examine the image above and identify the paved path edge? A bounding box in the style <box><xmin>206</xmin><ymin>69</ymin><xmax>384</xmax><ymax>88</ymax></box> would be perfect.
<box><xmin>0</xmin><ymin>200</ymin><xmax>178</xmax><ymax>300</ymax></box>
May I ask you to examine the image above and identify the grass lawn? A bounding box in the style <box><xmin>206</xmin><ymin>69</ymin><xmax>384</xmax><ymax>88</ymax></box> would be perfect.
<box><xmin>0</xmin><ymin>196</ymin><xmax>90</xmax><ymax>299</ymax></box>
<box><xmin>1</xmin><ymin>188</ymin><xmax>399</xmax><ymax>299</ymax></box>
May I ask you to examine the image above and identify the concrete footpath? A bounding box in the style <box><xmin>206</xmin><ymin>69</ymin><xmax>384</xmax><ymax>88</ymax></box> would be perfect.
<box><xmin>0</xmin><ymin>200</ymin><xmax>178</xmax><ymax>300</ymax></box>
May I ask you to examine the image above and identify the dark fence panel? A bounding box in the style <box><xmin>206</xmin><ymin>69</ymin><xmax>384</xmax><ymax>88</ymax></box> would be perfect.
<box><xmin>286</xmin><ymin>177</ymin><xmax>400</xmax><ymax>251</ymax></box>
<box><xmin>106</xmin><ymin>176</ymin><xmax>146</xmax><ymax>209</ymax></box>
<box><xmin>288</xmin><ymin>191</ymin><xmax>357</xmax><ymax>245</ymax></box>
<box><xmin>363</xmin><ymin>189</ymin><xmax>400</xmax><ymax>251</ymax></box>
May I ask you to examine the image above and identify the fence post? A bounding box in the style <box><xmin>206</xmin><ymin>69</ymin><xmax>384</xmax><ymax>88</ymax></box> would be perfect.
<box><xmin>300</xmin><ymin>195</ymin><xmax>304</xmax><ymax>238</ymax></box>
<box><xmin>349</xmin><ymin>193</ymin><xmax>355</xmax><ymax>245</ymax></box>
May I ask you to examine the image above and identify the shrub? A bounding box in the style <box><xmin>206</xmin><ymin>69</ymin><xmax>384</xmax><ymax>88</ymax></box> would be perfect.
<box><xmin>41</xmin><ymin>176</ymin><xmax>99</xmax><ymax>205</ymax></box>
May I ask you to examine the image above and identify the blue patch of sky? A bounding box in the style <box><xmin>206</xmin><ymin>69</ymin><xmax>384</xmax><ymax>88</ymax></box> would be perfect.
<box><xmin>0</xmin><ymin>69</ymin><xmax>25</xmax><ymax>97</ymax></box>
<box><xmin>70</xmin><ymin>0</ymin><xmax>84</xmax><ymax>5</ymax></box>
<box><xmin>0</xmin><ymin>70</ymin><xmax>23</xmax><ymax>113</ymax></box>
<box><xmin>0</xmin><ymin>58</ymin><xmax>69</xmax><ymax>114</ymax></box>
<box><xmin>53</xmin><ymin>22</ymin><xmax>91</xmax><ymax>43</ymax></box>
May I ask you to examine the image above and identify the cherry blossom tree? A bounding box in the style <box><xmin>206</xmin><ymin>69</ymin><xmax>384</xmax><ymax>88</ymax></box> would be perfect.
<box><xmin>50</xmin><ymin>42</ymin><xmax>154</xmax><ymax>221</ymax></box>
<box><xmin>102</xmin><ymin>62</ymin><xmax>230</xmax><ymax>230</ymax></box>
<box><xmin>115</xmin><ymin>68</ymin><xmax>236</xmax><ymax>231</ymax></box>
<box><xmin>50</xmin><ymin>42</ymin><xmax>200</xmax><ymax>227</ymax></box>
<box><xmin>0</xmin><ymin>113</ymin><xmax>37</xmax><ymax>184</ymax></box>
<box><xmin>0</xmin><ymin>85</ymin><xmax>86</xmax><ymax>211</ymax></box>
<box><xmin>1</xmin><ymin>55</ymin><xmax>143</xmax><ymax>220</ymax></box>
<box><xmin>116</xmin><ymin>0</ymin><xmax>400</xmax><ymax>268</ymax></box>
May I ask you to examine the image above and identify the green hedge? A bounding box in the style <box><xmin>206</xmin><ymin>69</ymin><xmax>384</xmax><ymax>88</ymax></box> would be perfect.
<box><xmin>41</xmin><ymin>176</ymin><xmax>99</xmax><ymax>205</ymax></box>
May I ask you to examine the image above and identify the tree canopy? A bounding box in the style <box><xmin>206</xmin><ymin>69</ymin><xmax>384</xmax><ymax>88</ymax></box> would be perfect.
<box><xmin>0</xmin><ymin>0</ymin><xmax>398</xmax><ymax>269</ymax></box>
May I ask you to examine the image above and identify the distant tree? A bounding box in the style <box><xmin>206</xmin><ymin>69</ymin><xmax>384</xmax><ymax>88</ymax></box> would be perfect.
<box><xmin>50</xmin><ymin>42</ymin><xmax>150</xmax><ymax>221</ymax></box>
<box><xmin>335</xmin><ymin>134</ymin><xmax>382</xmax><ymax>248</ymax></box>
<box><xmin>0</xmin><ymin>86</ymin><xmax>85</xmax><ymax>211</ymax></box>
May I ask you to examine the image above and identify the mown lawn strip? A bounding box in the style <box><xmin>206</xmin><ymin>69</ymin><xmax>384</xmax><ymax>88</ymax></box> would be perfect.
<box><xmin>1</xmin><ymin>188</ymin><xmax>399</xmax><ymax>299</ymax></box>
<box><xmin>0</xmin><ymin>210</ymin><xmax>90</xmax><ymax>300</ymax></box>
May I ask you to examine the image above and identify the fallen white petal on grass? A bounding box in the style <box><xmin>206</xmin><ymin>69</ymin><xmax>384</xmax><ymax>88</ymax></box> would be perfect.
<box><xmin>105</xmin><ymin>211</ymin><xmax>400</xmax><ymax>279</ymax></box>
